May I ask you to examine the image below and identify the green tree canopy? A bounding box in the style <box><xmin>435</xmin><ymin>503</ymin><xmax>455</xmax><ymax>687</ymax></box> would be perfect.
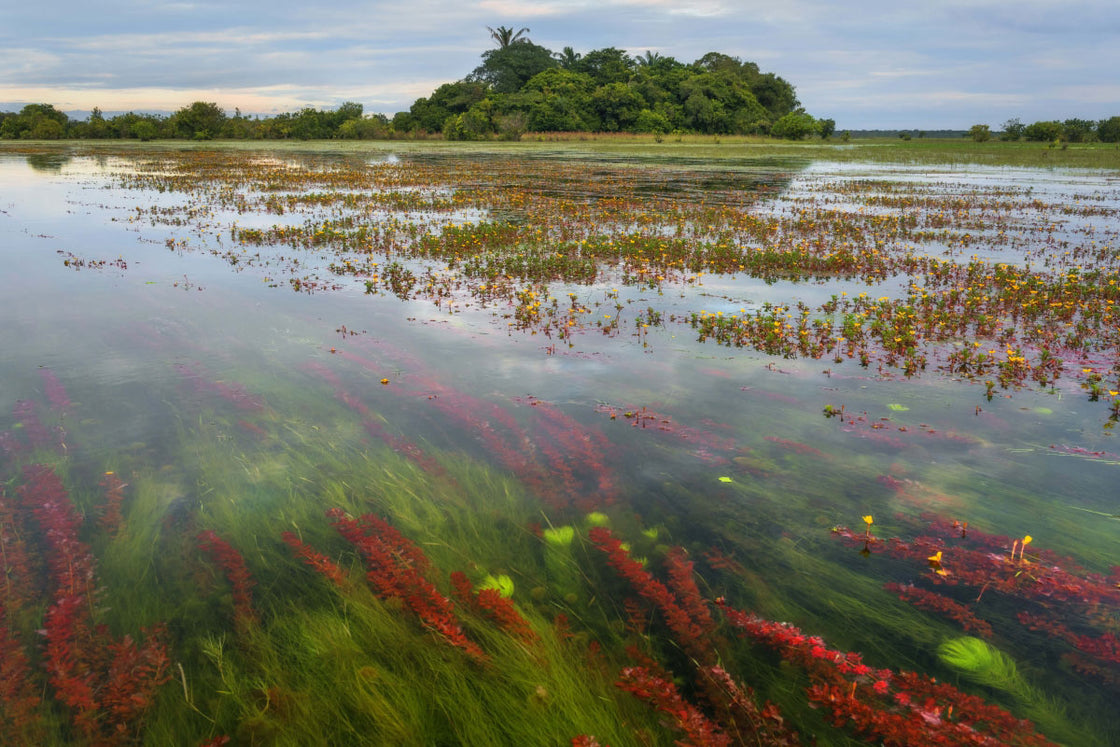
<box><xmin>0</xmin><ymin>103</ymin><xmax>70</xmax><ymax>139</ymax></box>
<box><xmin>469</xmin><ymin>41</ymin><xmax>558</xmax><ymax>94</ymax></box>
<box><xmin>408</xmin><ymin>81</ymin><xmax>490</xmax><ymax>132</ymax></box>
<box><xmin>770</xmin><ymin>111</ymin><xmax>817</xmax><ymax>140</ymax></box>
<box><xmin>1023</xmin><ymin>120</ymin><xmax>1064</xmax><ymax>142</ymax></box>
<box><xmin>572</xmin><ymin>47</ymin><xmax>635</xmax><ymax>87</ymax></box>
<box><xmin>1099</xmin><ymin>116</ymin><xmax>1120</xmax><ymax>143</ymax></box>
<box><xmin>171</xmin><ymin>101</ymin><xmax>227</xmax><ymax>140</ymax></box>
<box><xmin>969</xmin><ymin>124</ymin><xmax>991</xmax><ymax>142</ymax></box>
<box><xmin>1000</xmin><ymin>118</ymin><xmax>1025</xmax><ymax>141</ymax></box>
<box><xmin>1062</xmin><ymin>118</ymin><xmax>1096</xmax><ymax>143</ymax></box>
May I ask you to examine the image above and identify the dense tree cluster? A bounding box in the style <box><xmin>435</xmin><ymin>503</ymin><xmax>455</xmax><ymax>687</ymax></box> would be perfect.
<box><xmin>395</xmin><ymin>32</ymin><xmax>815</xmax><ymax>139</ymax></box>
<box><xmin>984</xmin><ymin>117</ymin><xmax>1120</xmax><ymax>143</ymax></box>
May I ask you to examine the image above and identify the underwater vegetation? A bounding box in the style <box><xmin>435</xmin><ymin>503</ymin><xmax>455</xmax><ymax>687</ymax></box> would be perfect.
<box><xmin>5</xmin><ymin>364</ymin><xmax>1117</xmax><ymax>745</ymax></box>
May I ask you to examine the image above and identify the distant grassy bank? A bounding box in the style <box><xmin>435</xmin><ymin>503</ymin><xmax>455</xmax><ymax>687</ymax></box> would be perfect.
<box><xmin>3</xmin><ymin>134</ymin><xmax>1119</xmax><ymax>170</ymax></box>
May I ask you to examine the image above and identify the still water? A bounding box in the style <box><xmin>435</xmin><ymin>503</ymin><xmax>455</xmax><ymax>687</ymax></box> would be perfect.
<box><xmin>1</xmin><ymin>146</ymin><xmax>1117</xmax><ymax>745</ymax></box>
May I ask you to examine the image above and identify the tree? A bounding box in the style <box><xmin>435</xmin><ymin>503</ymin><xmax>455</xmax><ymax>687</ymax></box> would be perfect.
<box><xmin>521</xmin><ymin>68</ymin><xmax>597</xmax><ymax>131</ymax></box>
<box><xmin>818</xmin><ymin>118</ymin><xmax>836</xmax><ymax>139</ymax></box>
<box><xmin>171</xmin><ymin>101</ymin><xmax>226</xmax><ymax>140</ymax></box>
<box><xmin>1099</xmin><ymin>116</ymin><xmax>1120</xmax><ymax>143</ymax></box>
<box><xmin>749</xmin><ymin>72</ymin><xmax>799</xmax><ymax>119</ymax></box>
<box><xmin>338</xmin><ymin>114</ymin><xmax>389</xmax><ymax>140</ymax></box>
<box><xmin>469</xmin><ymin>41</ymin><xmax>557</xmax><ymax>94</ymax></box>
<box><xmin>132</xmin><ymin>120</ymin><xmax>158</xmax><ymax>142</ymax></box>
<box><xmin>487</xmin><ymin>26</ymin><xmax>530</xmax><ymax>48</ymax></box>
<box><xmin>770</xmin><ymin>111</ymin><xmax>817</xmax><ymax>140</ymax></box>
<box><xmin>0</xmin><ymin>103</ymin><xmax>69</xmax><ymax>139</ymax></box>
<box><xmin>591</xmin><ymin>82</ymin><xmax>644</xmax><ymax>132</ymax></box>
<box><xmin>633</xmin><ymin>108</ymin><xmax>672</xmax><ymax>134</ymax></box>
<box><xmin>555</xmin><ymin>46</ymin><xmax>582</xmax><ymax>69</ymax></box>
<box><xmin>408</xmin><ymin>81</ymin><xmax>489</xmax><ymax>132</ymax></box>
<box><xmin>968</xmin><ymin>124</ymin><xmax>991</xmax><ymax>142</ymax></box>
<box><xmin>1062</xmin><ymin>118</ymin><xmax>1096</xmax><ymax>143</ymax></box>
<box><xmin>573</xmin><ymin>47</ymin><xmax>635</xmax><ymax>87</ymax></box>
<box><xmin>1023</xmin><ymin>120</ymin><xmax>1063</xmax><ymax>142</ymax></box>
<box><xmin>1000</xmin><ymin>117</ymin><xmax>1024</xmax><ymax>141</ymax></box>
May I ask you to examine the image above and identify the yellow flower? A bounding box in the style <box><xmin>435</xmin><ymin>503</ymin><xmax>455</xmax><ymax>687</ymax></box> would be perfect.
<box><xmin>862</xmin><ymin>515</ymin><xmax>874</xmax><ymax>526</ymax></box>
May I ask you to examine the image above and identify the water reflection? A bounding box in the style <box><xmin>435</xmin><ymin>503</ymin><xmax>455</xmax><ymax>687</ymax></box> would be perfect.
<box><xmin>25</xmin><ymin>151</ymin><xmax>73</xmax><ymax>172</ymax></box>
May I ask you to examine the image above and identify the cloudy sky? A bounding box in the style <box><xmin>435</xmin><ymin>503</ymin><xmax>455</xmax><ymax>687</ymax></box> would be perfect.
<box><xmin>3</xmin><ymin>0</ymin><xmax>1117</xmax><ymax>129</ymax></box>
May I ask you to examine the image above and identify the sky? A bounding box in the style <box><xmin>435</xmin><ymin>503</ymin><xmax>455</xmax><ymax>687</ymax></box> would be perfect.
<box><xmin>2</xmin><ymin>0</ymin><xmax>1118</xmax><ymax>130</ymax></box>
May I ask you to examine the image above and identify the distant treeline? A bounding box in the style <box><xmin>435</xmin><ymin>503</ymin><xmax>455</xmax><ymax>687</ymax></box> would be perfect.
<box><xmin>967</xmin><ymin>118</ymin><xmax>1120</xmax><ymax>143</ymax></box>
<box><xmin>0</xmin><ymin>102</ymin><xmax>390</xmax><ymax>142</ymax></box>
<box><xmin>0</xmin><ymin>29</ymin><xmax>836</xmax><ymax>142</ymax></box>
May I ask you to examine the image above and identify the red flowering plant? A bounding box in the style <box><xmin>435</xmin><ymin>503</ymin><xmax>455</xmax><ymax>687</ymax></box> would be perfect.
<box><xmin>450</xmin><ymin>571</ymin><xmax>537</xmax><ymax>643</ymax></box>
<box><xmin>197</xmin><ymin>530</ymin><xmax>259</xmax><ymax>632</ymax></box>
<box><xmin>717</xmin><ymin>600</ymin><xmax>1057</xmax><ymax>747</ymax></box>
<box><xmin>833</xmin><ymin>513</ymin><xmax>1120</xmax><ymax>686</ymax></box>
<box><xmin>15</xmin><ymin>465</ymin><xmax>171</xmax><ymax>744</ymax></box>
<box><xmin>589</xmin><ymin>528</ymin><xmax>801</xmax><ymax>746</ymax></box>
<box><xmin>327</xmin><ymin>508</ymin><xmax>486</xmax><ymax>662</ymax></box>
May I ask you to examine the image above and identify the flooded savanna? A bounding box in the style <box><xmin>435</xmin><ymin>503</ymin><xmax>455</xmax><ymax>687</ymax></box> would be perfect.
<box><xmin>1</xmin><ymin>141</ymin><xmax>1118</xmax><ymax>745</ymax></box>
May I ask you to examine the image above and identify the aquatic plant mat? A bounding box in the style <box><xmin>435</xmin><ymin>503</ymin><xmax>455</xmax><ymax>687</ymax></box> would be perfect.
<box><xmin>1</xmin><ymin>142</ymin><xmax>1118</xmax><ymax>745</ymax></box>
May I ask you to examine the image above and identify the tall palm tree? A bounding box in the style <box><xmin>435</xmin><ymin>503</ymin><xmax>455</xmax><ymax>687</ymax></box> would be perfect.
<box><xmin>637</xmin><ymin>50</ymin><xmax>664</xmax><ymax>67</ymax></box>
<box><xmin>555</xmin><ymin>46</ymin><xmax>582</xmax><ymax>69</ymax></box>
<box><xmin>486</xmin><ymin>25</ymin><xmax>530</xmax><ymax>48</ymax></box>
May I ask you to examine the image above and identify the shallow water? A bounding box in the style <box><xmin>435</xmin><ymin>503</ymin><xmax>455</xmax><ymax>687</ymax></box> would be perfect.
<box><xmin>2</xmin><ymin>147</ymin><xmax>1118</xmax><ymax>745</ymax></box>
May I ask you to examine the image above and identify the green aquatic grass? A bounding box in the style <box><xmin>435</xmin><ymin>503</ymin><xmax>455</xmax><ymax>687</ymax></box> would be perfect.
<box><xmin>938</xmin><ymin>636</ymin><xmax>1091</xmax><ymax>745</ymax></box>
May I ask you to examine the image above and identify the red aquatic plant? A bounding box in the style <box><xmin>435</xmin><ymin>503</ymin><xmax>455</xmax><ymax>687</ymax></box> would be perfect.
<box><xmin>697</xmin><ymin>665</ymin><xmax>801</xmax><ymax>747</ymax></box>
<box><xmin>588</xmin><ymin>527</ymin><xmax>711</xmax><ymax>663</ymax></box>
<box><xmin>175</xmin><ymin>363</ymin><xmax>265</xmax><ymax>412</ymax></box>
<box><xmin>450</xmin><ymin>571</ymin><xmax>537</xmax><ymax>642</ymax></box>
<box><xmin>884</xmin><ymin>582</ymin><xmax>994</xmax><ymax>638</ymax></box>
<box><xmin>281</xmin><ymin>531</ymin><xmax>348</xmax><ymax>588</ymax></box>
<box><xmin>197</xmin><ymin>530</ymin><xmax>258</xmax><ymax>630</ymax></box>
<box><xmin>12</xmin><ymin>400</ymin><xmax>59</xmax><ymax>453</ymax></box>
<box><xmin>837</xmin><ymin>516</ymin><xmax>1120</xmax><ymax>690</ymax></box>
<box><xmin>97</xmin><ymin>625</ymin><xmax>172</xmax><ymax>737</ymax></box>
<box><xmin>17</xmin><ymin>465</ymin><xmax>170</xmax><ymax>742</ymax></box>
<box><xmin>0</xmin><ymin>619</ymin><xmax>42</xmax><ymax>738</ymax></box>
<box><xmin>328</xmin><ymin>509</ymin><xmax>486</xmax><ymax>661</ymax></box>
<box><xmin>717</xmin><ymin>600</ymin><xmax>1056</xmax><ymax>747</ymax></box>
<box><xmin>39</xmin><ymin>368</ymin><xmax>71</xmax><ymax>411</ymax></box>
<box><xmin>306</xmin><ymin>361</ymin><xmax>454</xmax><ymax>483</ymax></box>
<box><xmin>616</xmin><ymin>665</ymin><xmax>732</xmax><ymax>747</ymax></box>
<box><xmin>0</xmin><ymin>490</ymin><xmax>43</xmax><ymax>743</ymax></box>
<box><xmin>98</xmin><ymin>471</ymin><xmax>127</xmax><ymax>535</ymax></box>
<box><xmin>1017</xmin><ymin>612</ymin><xmax>1120</xmax><ymax>669</ymax></box>
<box><xmin>571</xmin><ymin>735</ymin><xmax>611</xmax><ymax>747</ymax></box>
<box><xmin>0</xmin><ymin>490</ymin><xmax>41</xmax><ymax>734</ymax></box>
<box><xmin>663</xmin><ymin>547</ymin><xmax>717</xmax><ymax>639</ymax></box>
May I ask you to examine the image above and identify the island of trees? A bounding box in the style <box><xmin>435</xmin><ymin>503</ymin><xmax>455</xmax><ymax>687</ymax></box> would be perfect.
<box><xmin>394</xmin><ymin>26</ymin><xmax>820</xmax><ymax>140</ymax></box>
